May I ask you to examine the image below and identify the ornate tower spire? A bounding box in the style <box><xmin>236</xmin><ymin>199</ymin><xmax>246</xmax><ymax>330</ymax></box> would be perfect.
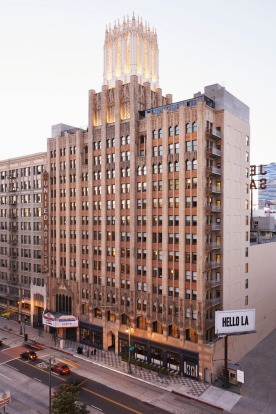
<box><xmin>103</xmin><ymin>15</ymin><xmax>159</xmax><ymax>90</ymax></box>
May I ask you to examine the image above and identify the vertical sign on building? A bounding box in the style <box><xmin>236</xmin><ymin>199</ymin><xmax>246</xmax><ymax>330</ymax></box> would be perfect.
<box><xmin>42</xmin><ymin>171</ymin><xmax>49</xmax><ymax>273</ymax></box>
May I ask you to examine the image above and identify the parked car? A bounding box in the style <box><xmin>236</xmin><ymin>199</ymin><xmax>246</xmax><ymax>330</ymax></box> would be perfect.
<box><xmin>51</xmin><ymin>362</ymin><xmax>70</xmax><ymax>375</ymax></box>
<box><xmin>0</xmin><ymin>340</ymin><xmax>3</xmax><ymax>346</ymax></box>
<box><xmin>20</xmin><ymin>351</ymin><xmax>37</xmax><ymax>361</ymax></box>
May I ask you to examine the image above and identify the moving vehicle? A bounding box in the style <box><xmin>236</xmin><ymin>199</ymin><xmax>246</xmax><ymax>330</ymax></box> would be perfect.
<box><xmin>51</xmin><ymin>362</ymin><xmax>70</xmax><ymax>375</ymax></box>
<box><xmin>20</xmin><ymin>351</ymin><xmax>37</xmax><ymax>361</ymax></box>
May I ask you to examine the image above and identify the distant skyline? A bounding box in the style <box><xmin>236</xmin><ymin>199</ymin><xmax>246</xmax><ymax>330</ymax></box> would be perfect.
<box><xmin>1</xmin><ymin>0</ymin><xmax>275</xmax><ymax>165</ymax></box>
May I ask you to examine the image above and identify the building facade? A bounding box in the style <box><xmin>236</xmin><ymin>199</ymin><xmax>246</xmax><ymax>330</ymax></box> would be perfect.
<box><xmin>258</xmin><ymin>162</ymin><xmax>276</xmax><ymax>209</ymax></box>
<box><xmin>0</xmin><ymin>153</ymin><xmax>47</xmax><ymax>328</ymax></box>
<box><xmin>46</xmin><ymin>17</ymin><xmax>251</xmax><ymax>381</ymax></box>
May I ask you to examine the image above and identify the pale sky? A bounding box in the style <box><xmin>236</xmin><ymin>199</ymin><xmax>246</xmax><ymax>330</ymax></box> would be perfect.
<box><xmin>0</xmin><ymin>0</ymin><xmax>275</xmax><ymax>165</ymax></box>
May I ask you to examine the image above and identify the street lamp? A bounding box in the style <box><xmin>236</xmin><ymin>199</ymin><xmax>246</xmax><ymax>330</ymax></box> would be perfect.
<box><xmin>126</xmin><ymin>323</ymin><xmax>134</xmax><ymax>374</ymax></box>
<box><xmin>17</xmin><ymin>299</ymin><xmax>25</xmax><ymax>335</ymax></box>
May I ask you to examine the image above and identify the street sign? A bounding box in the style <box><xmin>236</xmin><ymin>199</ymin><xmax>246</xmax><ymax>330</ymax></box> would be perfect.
<box><xmin>237</xmin><ymin>369</ymin><xmax>245</xmax><ymax>383</ymax></box>
<box><xmin>0</xmin><ymin>390</ymin><xmax>11</xmax><ymax>408</ymax></box>
<box><xmin>129</xmin><ymin>346</ymin><xmax>134</xmax><ymax>351</ymax></box>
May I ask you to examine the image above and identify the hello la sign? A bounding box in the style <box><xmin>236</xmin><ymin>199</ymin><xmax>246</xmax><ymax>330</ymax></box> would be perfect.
<box><xmin>215</xmin><ymin>309</ymin><xmax>255</xmax><ymax>335</ymax></box>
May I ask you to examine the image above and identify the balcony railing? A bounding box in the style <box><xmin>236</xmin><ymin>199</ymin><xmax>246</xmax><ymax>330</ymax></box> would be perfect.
<box><xmin>206</xmin><ymin>297</ymin><xmax>221</xmax><ymax>308</ymax></box>
<box><xmin>206</xmin><ymin>279</ymin><xmax>221</xmax><ymax>288</ymax></box>
<box><xmin>206</xmin><ymin>128</ymin><xmax>221</xmax><ymax>139</ymax></box>
<box><xmin>206</xmin><ymin>147</ymin><xmax>221</xmax><ymax>157</ymax></box>
<box><xmin>206</xmin><ymin>185</ymin><xmax>221</xmax><ymax>195</ymax></box>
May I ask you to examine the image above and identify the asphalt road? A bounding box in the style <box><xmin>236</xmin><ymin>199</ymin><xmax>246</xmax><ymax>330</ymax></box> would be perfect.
<box><xmin>1</xmin><ymin>345</ymin><xmax>170</xmax><ymax>414</ymax></box>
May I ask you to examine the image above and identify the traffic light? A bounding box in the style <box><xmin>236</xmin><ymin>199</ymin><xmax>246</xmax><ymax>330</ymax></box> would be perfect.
<box><xmin>24</xmin><ymin>317</ymin><xmax>27</xmax><ymax>323</ymax></box>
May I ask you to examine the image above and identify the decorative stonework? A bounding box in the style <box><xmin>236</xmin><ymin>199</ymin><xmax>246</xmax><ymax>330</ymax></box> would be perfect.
<box><xmin>103</xmin><ymin>15</ymin><xmax>159</xmax><ymax>90</ymax></box>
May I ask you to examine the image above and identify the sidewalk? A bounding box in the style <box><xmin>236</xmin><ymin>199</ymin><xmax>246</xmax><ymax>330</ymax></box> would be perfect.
<box><xmin>0</xmin><ymin>318</ymin><xmax>240</xmax><ymax>412</ymax></box>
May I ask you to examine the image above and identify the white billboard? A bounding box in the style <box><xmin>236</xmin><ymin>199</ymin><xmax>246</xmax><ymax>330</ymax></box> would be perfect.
<box><xmin>215</xmin><ymin>309</ymin><xmax>255</xmax><ymax>335</ymax></box>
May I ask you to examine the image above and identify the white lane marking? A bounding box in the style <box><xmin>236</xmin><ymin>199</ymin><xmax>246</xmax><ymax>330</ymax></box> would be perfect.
<box><xmin>91</xmin><ymin>405</ymin><xmax>102</xmax><ymax>411</ymax></box>
<box><xmin>0</xmin><ymin>372</ymin><xmax>12</xmax><ymax>380</ymax></box>
<box><xmin>5</xmin><ymin>364</ymin><xmax>18</xmax><ymax>371</ymax></box>
<box><xmin>34</xmin><ymin>377</ymin><xmax>42</xmax><ymax>382</ymax></box>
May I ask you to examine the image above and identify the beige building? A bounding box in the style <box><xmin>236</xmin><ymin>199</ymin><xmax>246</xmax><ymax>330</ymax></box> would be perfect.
<box><xmin>46</xmin><ymin>16</ymin><xmax>255</xmax><ymax>382</ymax></box>
<box><xmin>0</xmin><ymin>153</ymin><xmax>47</xmax><ymax>329</ymax></box>
<box><xmin>1</xmin><ymin>16</ymin><xmax>274</xmax><ymax>382</ymax></box>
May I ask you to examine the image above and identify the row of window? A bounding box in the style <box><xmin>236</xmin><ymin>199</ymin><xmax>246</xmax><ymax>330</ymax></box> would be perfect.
<box><xmin>0</xmin><ymin>165</ymin><xmax>43</xmax><ymax>180</ymax></box>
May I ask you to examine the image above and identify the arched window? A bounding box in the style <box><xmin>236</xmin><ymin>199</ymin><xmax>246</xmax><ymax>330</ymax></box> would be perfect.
<box><xmin>168</xmin><ymin>162</ymin><xmax>174</xmax><ymax>172</ymax></box>
<box><xmin>186</xmin><ymin>123</ymin><xmax>191</xmax><ymax>134</ymax></box>
<box><xmin>142</xmin><ymin>165</ymin><xmax>147</xmax><ymax>175</ymax></box>
<box><xmin>153</xmin><ymin>130</ymin><xmax>157</xmax><ymax>139</ymax></box>
<box><xmin>158</xmin><ymin>129</ymin><xmax>163</xmax><ymax>139</ymax></box>
<box><xmin>158</xmin><ymin>163</ymin><xmax>162</xmax><ymax>174</ymax></box>
<box><xmin>94</xmin><ymin>308</ymin><xmax>102</xmax><ymax>318</ymax></box>
<box><xmin>121</xmin><ymin>168</ymin><xmax>126</xmax><ymax>177</ymax></box>
<box><xmin>192</xmin><ymin>159</ymin><xmax>197</xmax><ymax>170</ymax></box>
<box><xmin>126</xmin><ymin>167</ymin><xmax>130</xmax><ymax>176</ymax></box>
<box><xmin>121</xmin><ymin>313</ymin><xmax>129</xmax><ymax>325</ymax></box>
<box><xmin>186</xmin><ymin>160</ymin><xmax>191</xmax><ymax>171</ymax></box>
<box><xmin>175</xmin><ymin>161</ymin><xmax>179</xmax><ymax>172</ymax></box>
<box><xmin>153</xmin><ymin>164</ymin><xmax>158</xmax><ymax>174</ymax></box>
<box><xmin>142</xmin><ymin>300</ymin><xmax>147</xmax><ymax>311</ymax></box>
<box><xmin>137</xmin><ymin>316</ymin><xmax>147</xmax><ymax>330</ymax></box>
<box><xmin>192</xmin><ymin>121</ymin><xmax>198</xmax><ymax>132</ymax></box>
<box><xmin>137</xmin><ymin>298</ymin><xmax>142</xmax><ymax>310</ymax></box>
<box><xmin>168</xmin><ymin>324</ymin><xmax>180</xmax><ymax>338</ymax></box>
<box><xmin>137</xmin><ymin>166</ymin><xmax>142</xmax><ymax>176</ymax></box>
<box><xmin>107</xmin><ymin>310</ymin><xmax>115</xmax><ymax>322</ymax></box>
<box><xmin>152</xmin><ymin>321</ymin><xmax>163</xmax><ymax>334</ymax></box>
<box><xmin>175</xmin><ymin>125</ymin><xmax>179</xmax><ymax>135</ymax></box>
<box><xmin>168</xmin><ymin>126</ymin><xmax>173</xmax><ymax>137</ymax></box>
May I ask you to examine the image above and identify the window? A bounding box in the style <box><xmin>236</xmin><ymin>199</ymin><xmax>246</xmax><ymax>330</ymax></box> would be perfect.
<box><xmin>185</xmin><ymin>141</ymin><xmax>191</xmax><ymax>152</ymax></box>
<box><xmin>175</xmin><ymin>125</ymin><xmax>179</xmax><ymax>135</ymax></box>
<box><xmin>245</xmin><ymin>279</ymin><xmax>248</xmax><ymax>289</ymax></box>
<box><xmin>153</xmin><ymin>130</ymin><xmax>157</xmax><ymax>139</ymax></box>
<box><xmin>192</xmin><ymin>122</ymin><xmax>197</xmax><ymax>132</ymax></box>
<box><xmin>245</xmin><ymin>295</ymin><xmax>248</xmax><ymax>306</ymax></box>
<box><xmin>186</xmin><ymin>123</ymin><xmax>191</xmax><ymax>133</ymax></box>
<box><xmin>168</xmin><ymin>126</ymin><xmax>173</xmax><ymax>137</ymax></box>
<box><xmin>158</xmin><ymin>129</ymin><xmax>163</xmax><ymax>139</ymax></box>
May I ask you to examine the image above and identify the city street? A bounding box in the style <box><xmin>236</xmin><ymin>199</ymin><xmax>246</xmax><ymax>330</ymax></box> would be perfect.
<box><xmin>0</xmin><ymin>324</ymin><xmax>223</xmax><ymax>414</ymax></box>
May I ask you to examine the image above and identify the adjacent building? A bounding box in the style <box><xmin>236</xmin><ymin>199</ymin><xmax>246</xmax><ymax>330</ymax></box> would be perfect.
<box><xmin>0</xmin><ymin>153</ymin><xmax>47</xmax><ymax>328</ymax></box>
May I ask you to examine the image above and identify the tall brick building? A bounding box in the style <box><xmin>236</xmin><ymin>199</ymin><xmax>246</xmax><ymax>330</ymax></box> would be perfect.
<box><xmin>46</xmin><ymin>16</ymin><xmax>251</xmax><ymax>381</ymax></box>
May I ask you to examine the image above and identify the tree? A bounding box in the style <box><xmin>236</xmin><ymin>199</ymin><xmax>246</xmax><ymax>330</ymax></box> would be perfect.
<box><xmin>51</xmin><ymin>384</ymin><xmax>89</xmax><ymax>414</ymax></box>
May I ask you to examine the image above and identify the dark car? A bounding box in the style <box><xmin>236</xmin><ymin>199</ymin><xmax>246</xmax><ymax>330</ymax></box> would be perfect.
<box><xmin>51</xmin><ymin>362</ymin><xmax>70</xmax><ymax>375</ymax></box>
<box><xmin>20</xmin><ymin>351</ymin><xmax>37</xmax><ymax>361</ymax></box>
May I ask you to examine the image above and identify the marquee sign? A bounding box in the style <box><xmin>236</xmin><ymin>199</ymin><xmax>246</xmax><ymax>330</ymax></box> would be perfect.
<box><xmin>43</xmin><ymin>312</ymin><xmax>79</xmax><ymax>328</ymax></box>
<box><xmin>215</xmin><ymin>309</ymin><xmax>255</xmax><ymax>335</ymax></box>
